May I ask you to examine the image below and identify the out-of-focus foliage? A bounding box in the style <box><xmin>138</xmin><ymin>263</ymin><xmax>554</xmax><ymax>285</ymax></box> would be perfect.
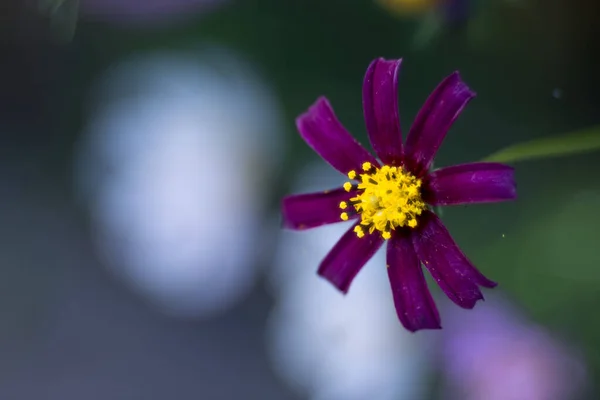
<box><xmin>377</xmin><ymin>0</ymin><xmax>468</xmax><ymax>48</ymax></box>
<box><xmin>79</xmin><ymin>0</ymin><xmax>228</xmax><ymax>25</ymax></box>
<box><xmin>37</xmin><ymin>0</ymin><xmax>79</xmax><ymax>41</ymax></box>
<box><xmin>483</xmin><ymin>125</ymin><xmax>600</xmax><ymax>163</ymax></box>
<box><xmin>377</xmin><ymin>0</ymin><xmax>440</xmax><ymax>16</ymax></box>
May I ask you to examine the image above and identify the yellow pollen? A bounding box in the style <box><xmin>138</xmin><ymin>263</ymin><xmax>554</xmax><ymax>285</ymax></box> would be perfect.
<box><xmin>348</xmin><ymin>170</ymin><xmax>357</xmax><ymax>179</ymax></box>
<box><xmin>353</xmin><ymin>225</ymin><xmax>365</xmax><ymax>238</ymax></box>
<box><xmin>340</xmin><ymin>212</ymin><xmax>349</xmax><ymax>221</ymax></box>
<box><xmin>362</xmin><ymin>162</ymin><xmax>372</xmax><ymax>171</ymax></box>
<box><xmin>343</xmin><ymin>182</ymin><xmax>352</xmax><ymax>192</ymax></box>
<box><xmin>346</xmin><ymin>164</ymin><xmax>426</xmax><ymax>239</ymax></box>
<box><xmin>339</xmin><ymin>201</ymin><xmax>348</xmax><ymax>209</ymax></box>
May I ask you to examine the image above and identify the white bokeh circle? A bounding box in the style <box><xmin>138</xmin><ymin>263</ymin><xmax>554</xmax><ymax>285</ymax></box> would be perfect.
<box><xmin>76</xmin><ymin>48</ymin><xmax>284</xmax><ymax>318</ymax></box>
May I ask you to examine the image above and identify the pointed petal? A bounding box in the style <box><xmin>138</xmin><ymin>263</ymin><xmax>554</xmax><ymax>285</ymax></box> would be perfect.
<box><xmin>362</xmin><ymin>58</ymin><xmax>404</xmax><ymax>165</ymax></box>
<box><xmin>424</xmin><ymin>162</ymin><xmax>517</xmax><ymax>206</ymax></box>
<box><xmin>404</xmin><ymin>72</ymin><xmax>476</xmax><ymax>175</ymax></box>
<box><xmin>387</xmin><ymin>232</ymin><xmax>441</xmax><ymax>332</ymax></box>
<box><xmin>412</xmin><ymin>212</ymin><xmax>496</xmax><ymax>309</ymax></box>
<box><xmin>318</xmin><ymin>222</ymin><xmax>384</xmax><ymax>294</ymax></box>
<box><xmin>296</xmin><ymin>97</ymin><xmax>379</xmax><ymax>175</ymax></box>
<box><xmin>282</xmin><ymin>187</ymin><xmax>359</xmax><ymax>230</ymax></box>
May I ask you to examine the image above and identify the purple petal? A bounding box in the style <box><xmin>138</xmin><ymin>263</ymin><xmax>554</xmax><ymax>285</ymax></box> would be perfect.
<box><xmin>282</xmin><ymin>187</ymin><xmax>359</xmax><ymax>230</ymax></box>
<box><xmin>296</xmin><ymin>97</ymin><xmax>379</xmax><ymax>175</ymax></box>
<box><xmin>404</xmin><ymin>72</ymin><xmax>476</xmax><ymax>175</ymax></box>
<box><xmin>412</xmin><ymin>212</ymin><xmax>496</xmax><ymax>309</ymax></box>
<box><xmin>362</xmin><ymin>58</ymin><xmax>404</xmax><ymax>165</ymax></box>
<box><xmin>424</xmin><ymin>162</ymin><xmax>517</xmax><ymax>206</ymax></box>
<box><xmin>387</xmin><ymin>233</ymin><xmax>441</xmax><ymax>332</ymax></box>
<box><xmin>318</xmin><ymin>222</ymin><xmax>384</xmax><ymax>294</ymax></box>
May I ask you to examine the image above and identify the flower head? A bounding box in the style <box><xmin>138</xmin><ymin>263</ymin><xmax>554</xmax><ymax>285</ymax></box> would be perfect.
<box><xmin>281</xmin><ymin>58</ymin><xmax>517</xmax><ymax>332</ymax></box>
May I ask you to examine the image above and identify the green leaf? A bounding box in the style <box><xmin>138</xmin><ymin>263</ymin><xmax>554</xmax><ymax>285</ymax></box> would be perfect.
<box><xmin>482</xmin><ymin>125</ymin><xmax>600</xmax><ymax>163</ymax></box>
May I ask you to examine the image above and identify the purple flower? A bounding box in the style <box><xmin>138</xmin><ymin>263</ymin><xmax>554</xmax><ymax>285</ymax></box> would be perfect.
<box><xmin>281</xmin><ymin>58</ymin><xmax>517</xmax><ymax>332</ymax></box>
<box><xmin>440</xmin><ymin>297</ymin><xmax>587</xmax><ymax>400</ymax></box>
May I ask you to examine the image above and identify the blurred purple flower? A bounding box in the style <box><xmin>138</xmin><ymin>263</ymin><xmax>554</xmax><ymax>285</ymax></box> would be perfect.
<box><xmin>281</xmin><ymin>57</ymin><xmax>517</xmax><ymax>332</ymax></box>
<box><xmin>440</xmin><ymin>298</ymin><xmax>587</xmax><ymax>400</ymax></box>
<box><xmin>80</xmin><ymin>0</ymin><xmax>228</xmax><ymax>24</ymax></box>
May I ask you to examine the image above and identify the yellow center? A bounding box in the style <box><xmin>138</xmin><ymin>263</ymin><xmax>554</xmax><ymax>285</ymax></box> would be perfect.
<box><xmin>340</xmin><ymin>162</ymin><xmax>426</xmax><ymax>240</ymax></box>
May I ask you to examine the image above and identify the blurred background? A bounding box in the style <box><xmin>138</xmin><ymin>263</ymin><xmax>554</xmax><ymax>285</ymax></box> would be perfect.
<box><xmin>1</xmin><ymin>0</ymin><xmax>599</xmax><ymax>399</ymax></box>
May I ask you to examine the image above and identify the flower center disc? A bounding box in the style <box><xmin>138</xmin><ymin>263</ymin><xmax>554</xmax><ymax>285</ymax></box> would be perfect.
<box><xmin>340</xmin><ymin>162</ymin><xmax>426</xmax><ymax>239</ymax></box>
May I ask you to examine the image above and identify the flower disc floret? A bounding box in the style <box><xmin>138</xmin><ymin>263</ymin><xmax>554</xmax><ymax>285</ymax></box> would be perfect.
<box><xmin>341</xmin><ymin>163</ymin><xmax>426</xmax><ymax>239</ymax></box>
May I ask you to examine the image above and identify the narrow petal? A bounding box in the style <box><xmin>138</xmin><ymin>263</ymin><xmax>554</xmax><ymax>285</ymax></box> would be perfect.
<box><xmin>387</xmin><ymin>232</ymin><xmax>441</xmax><ymax>332</ymax></box>
<box><xmin>412</xmin><ymin>212</ymin><xmax>496</xmax><ymax>309</ymax></box>
<box><xmin>362</xmin><ymin>58</ymin><xmax>403</xmax><ymax>165</ymax></box>
<box><xmin>424</xmin><ymin>162</ymin><xmax>517</xmax><ymax>206</ymax></box>
<box><xmin>404</xmin><ymin>72</ymin><xmax>476</xmax><ymax>175</ymax></box>
<box><xmin>318</xmin><ymin>222</ymin><xmax>384</xmax><ymax>294</ymax></box>
<box><xmin>282</xmin><ymin>187</ymin><xmax>359</xmax><ymax>230</ymax></box>
<box><xmin>296</xmin><ymin>97</ymin><xmax>379</xmax><ymax>175</ymax></box>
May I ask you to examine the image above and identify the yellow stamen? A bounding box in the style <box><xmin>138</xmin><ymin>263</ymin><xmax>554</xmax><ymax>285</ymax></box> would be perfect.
<box><xmin>343</xmin><ymin>182</ymin><xmax>352</xmax><ymax>192</ymax></box>
<box><xmin>353</xmin><ymin>225</ymin><xmax>365</xmax><ymax>238</ymax></box>
<box><xmin>348</xmin><ymin>170</ymin><xmax>356</xmax><ymax>180</ymax></box>
<box><xmin>347</xmin><ymin>164</ymin><xmax>426</xmax><ymax>239</ymax></box>
<box><xmin>339</xmin><ymin>201</ymin><xmax>348</xmax><ymax>209</ymax></box>
<box><xmin>340</xmin><ymin>212</ymin><xmax>349</xmax><ymax>221</ymax></box>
